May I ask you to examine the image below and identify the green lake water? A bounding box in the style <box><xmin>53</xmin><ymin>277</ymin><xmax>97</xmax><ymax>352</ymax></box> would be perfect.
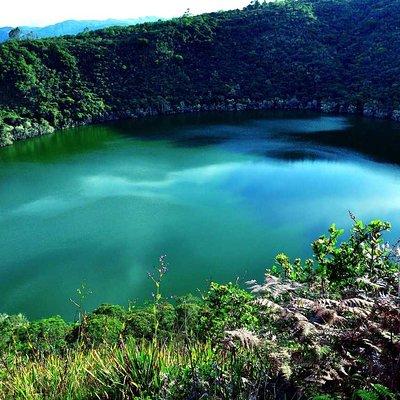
<box><xmin>1</xmin><ymin>111</ymin><xmax>400</xmax><ymax>319</ymax></box>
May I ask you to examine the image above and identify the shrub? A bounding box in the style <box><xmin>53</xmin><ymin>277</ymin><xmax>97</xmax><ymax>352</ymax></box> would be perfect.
<box><xmin>200</xmin><ymin>282</ymin><xmax>259</xmax><ymax>340</ymax></box>
<box><xmin>124</xmin><ymin>307</ymin><xmax>154</xmax><ymax>339</ymax></box>
<box><xmin>174</xmin><ymin>294</ymin><xmax>202</xmax><ymax>336</ymax></box>
<box><xmin>92</xmin><ymin>303</ymin><xmax>127</xmax><ymax>319</ymax></box>
<box><xmin>17</xmin><ymin>316</ymin><xmax>70</xmax><ymax>355</ymax></box>
<box><xmin>80</xmin><ymin>314</ymin><xmax>124</xmax><ymax>346</ymax></box>
<box><xmin>0</xmin><ymin>313</ymin><xmax>29</xmax><ymax>352</ymax></box>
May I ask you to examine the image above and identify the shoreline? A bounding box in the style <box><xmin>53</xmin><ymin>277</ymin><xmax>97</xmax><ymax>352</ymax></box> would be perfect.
<box><xmin>2</xmin><ymin>97</ymin><xmax>400</xmax><ymax>147</ymax></box>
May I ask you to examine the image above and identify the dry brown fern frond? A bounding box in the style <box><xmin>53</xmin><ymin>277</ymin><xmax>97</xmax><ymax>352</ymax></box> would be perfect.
<box><xmin>247</xmin><ymin>274</ymin><xmax>303</xmax><ymax>297</ymax></box>
<box><xmin>267</xmin><ymin>348</ymin><xmax>292</xmax><ymax>380</ymax></box>
<box><xmin>313</xmin><ymin>307</ymin><xmax>346</xmax><ymax>326</ymax></box>
<box><xmin>355</xmin><ymin>276</ymin><xmax>387</xmax><ymax>291</ymax></box>
<box><xmin>338</xmin><ymin>298</ymin><xmax>374</xmax><ymax>319</ymax></box>
<box><xmin>340</xmin><ymin>298</ymin><xmax>374</xmax><ymax>308</ymax></box>
<box><xmin>284</xmin><ymin>311</ymin><xmax>308</xmax><ymax>323</ymax></box>
<box><xmin>372</xmin><ymin>298</ymin><xmax>400</xmax><ymax>334</ymax></box>
<box><xmin>223</xmin><ymin>328</ymin><xmax>261</xmax><ymax>351</ymax></box>
<box><xmin>291</xmin><ymin>297</ymin><xmax>317</xmax><ymax>309</ymax></box>
<box><xmin>254</xmin><ymin>298</ymin><xmax>286</xmax><ymax>314</ymax></box>
<box><xmin>340</xmin><ymin>306</ymin><xmax>370</xmax><ymax>318</ymax></box>
<box><xmin>295</xmin><ymin>320</ymin><xmax>318</xmax><ymax>340</ymax></box>
<box><xmin>305</xmin><ymin>366</ymin><xmax>343</xmax><ymax>385</ymax></box>
<box><xmin>362</xmin><ymin>338</ymin><xmax>382</xmax><ymax>354</ymax></box>
<box><xmin>316</xmin><ymin>298</ymin><xmax>340</xmax><ymax>308</ymax></box>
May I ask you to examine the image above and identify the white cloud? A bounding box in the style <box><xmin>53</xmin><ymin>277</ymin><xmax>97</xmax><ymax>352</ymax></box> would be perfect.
<box><xmin>0</xmin><ymin>0</ymin><xmax>250</xmax><ymax>27</ymax></box>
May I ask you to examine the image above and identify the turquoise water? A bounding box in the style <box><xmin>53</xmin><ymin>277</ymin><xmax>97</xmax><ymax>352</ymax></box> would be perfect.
<box><xmin>1</xmin><ymin>111</ymin><xmax>400</xmax><ymax>319</ymax></box>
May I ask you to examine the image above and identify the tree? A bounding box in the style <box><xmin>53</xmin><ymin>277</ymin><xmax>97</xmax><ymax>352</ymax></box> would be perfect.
<box><xmin>8</xmin><ymin>27</ymin><xmax>21</xmax><ymax>40</ymax></box>
<box><xmin>246</xmin><ymin>0</ymin><xmax>266</xmax><ymax>10</ymax></box>
<box><xmin>183</xmin><ymin>8</ymin><xmax>192</xmax><ymax>18</ymax></box>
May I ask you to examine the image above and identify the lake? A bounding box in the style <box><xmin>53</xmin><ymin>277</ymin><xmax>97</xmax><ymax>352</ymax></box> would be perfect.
<box><xmin>1</xmin><ymin>110</ymin><xmax>400</xmax><ymax>320</ymax></box>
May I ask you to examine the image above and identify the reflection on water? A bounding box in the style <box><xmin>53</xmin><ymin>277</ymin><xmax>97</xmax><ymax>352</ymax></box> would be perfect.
<box><xmin>1</xmin><ymin>111</ymin><xmax>400</xmax><ymax>320</ymax></box>
<box><xmin>0</xmin><ymin>125</ymin><xmax>117</xmax><ymax>163</ymax></box>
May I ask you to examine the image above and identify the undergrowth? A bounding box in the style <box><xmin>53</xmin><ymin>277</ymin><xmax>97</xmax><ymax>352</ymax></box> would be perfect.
<box><xmin>0</xmin><ymin>217</ymin><xmax>399</xmax><ymax>399</ymax></box>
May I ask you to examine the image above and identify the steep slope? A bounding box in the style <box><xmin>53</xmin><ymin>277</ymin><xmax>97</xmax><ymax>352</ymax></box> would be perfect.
<box><xmin>0</xmin><ymin>0</ymin><xmax>399</xmax><ymax>146</ymax></box>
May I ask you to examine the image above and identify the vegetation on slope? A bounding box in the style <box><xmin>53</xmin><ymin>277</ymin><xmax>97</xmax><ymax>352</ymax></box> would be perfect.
<box><xmin>1</xmin><ymin>0</ymin><xmax>400</xmax><ymax>146</ymax></box>
<box><xmin>0</xmin><ymin>218</ymin><xmax>399</xmax><ymax>399</ymax></box>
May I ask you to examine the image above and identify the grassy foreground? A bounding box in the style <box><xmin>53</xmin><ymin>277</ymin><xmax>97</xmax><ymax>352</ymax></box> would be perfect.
<box><xmin>0</xmin><ymin>218</ymin><xmax>399</xmax><ymax>399</ymax></box>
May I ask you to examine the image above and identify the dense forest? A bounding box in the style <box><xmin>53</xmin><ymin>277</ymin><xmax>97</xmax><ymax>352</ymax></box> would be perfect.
<box><xmin>0</xmin><ymin>219</ymin><xmax>399</xmax><ymax>399</ymax></box>
<box><xmin>1</xmin><ymin>0</ymin><xmax>400</xmax><ymax>146</ymax></box>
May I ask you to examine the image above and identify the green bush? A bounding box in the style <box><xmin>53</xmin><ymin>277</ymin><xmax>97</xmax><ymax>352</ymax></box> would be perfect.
<box><xmin>200</xmin><ymin>282</ymin><xmax>259</xmax><ymax>340</ymax></box>
<box><xmin>124</xmin><ymin>307</ymin><xmax>154</xmax><ymax>339</ymax></box>
<box><xmin>0</xmin><ymin>314</ymin><xmax>29</xmax><ymax>352</ymax></box>
<box><xmin>17</xmin><ymin>316</ymin><xmax>70</xmax><ymax>354</ymax></box>
<box><xmin>92</xmin><ymin>303</ymin><xmax>127</xmax><ymax>319</ymax></box>
<box><xmin>174</xmin><ymin>294</ymin><xmax>202</xmax><ymax>336</ymax></box>
<box><xmin>81</xmin><ymin>314</ymin><xmax>124</xmax><ymax>346</ymax></box>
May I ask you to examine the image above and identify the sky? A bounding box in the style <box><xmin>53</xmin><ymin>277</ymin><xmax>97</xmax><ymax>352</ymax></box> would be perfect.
<box><xmin>0</xmin><ymin>0</ymin><xmax>252</xmax><ymax>27</ymax></box>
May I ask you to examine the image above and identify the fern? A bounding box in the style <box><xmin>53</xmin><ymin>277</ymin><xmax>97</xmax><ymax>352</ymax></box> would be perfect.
<box><xmin>354</xmin><ymin>390</ymin><xmax>380</xmax><ymax>400</ymax></box>
<box><xmin>370</xmin><ymin>384</ymin><xmax>396</xmax><ymax>400</ymax></box>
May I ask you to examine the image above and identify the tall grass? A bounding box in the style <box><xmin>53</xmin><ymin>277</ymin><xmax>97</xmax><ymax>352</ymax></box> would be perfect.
<box><xmin>2</xmin><ymin>339</ymin><xmax>224</xmax><ymax>399</ymax></box>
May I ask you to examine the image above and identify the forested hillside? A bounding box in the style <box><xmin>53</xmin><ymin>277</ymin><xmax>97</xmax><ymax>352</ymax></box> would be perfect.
<box><xmin>1</xmin><ymin>0</ymin><xmax>400</xmax><ymax>146</ymax></box>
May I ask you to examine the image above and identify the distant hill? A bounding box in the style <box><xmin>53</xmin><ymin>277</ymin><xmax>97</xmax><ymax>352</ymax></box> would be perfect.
<box><xmin>0</xmin><ymin>27</ymin><xmax>12</xmax><ymax>42</ymax></box>
<box><xmin>0</xmin><ymin>17</ymin><xmax>160</xmax><ymax>42</ymax></box>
